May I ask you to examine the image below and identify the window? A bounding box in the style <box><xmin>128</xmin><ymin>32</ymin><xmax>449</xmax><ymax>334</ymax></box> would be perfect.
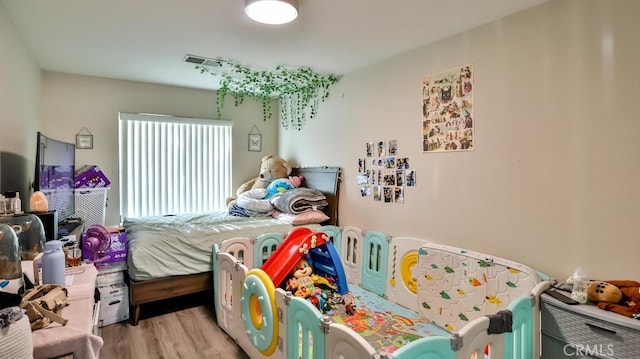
<box><xmin>119</xmin><ymin>112</ymin><xmax>232</xmax><ymax>218</ymax></box>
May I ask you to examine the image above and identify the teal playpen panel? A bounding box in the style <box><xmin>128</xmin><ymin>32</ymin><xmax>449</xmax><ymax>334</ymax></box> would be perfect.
<box><xmin>254</xmin><ymin>233</ymin><xmax>283</xmax><ymax>268</ymax></box>
<box><xmin>320</xmin><ymin>225</ymin><xmax>342</xmax><ymax>257</ymax></box>
<box><xmin>361</xmin><ymin>231</ymin><xmax>389</xmax><ymax>296</ymax></box>
<box><xmin>504</xmin><ymin>296</ymin><xmax>534</xmax><ymax>359</ymax></box>
<box><xmin>287</xmin><ymin>297</ymin><xmax>325</xmax><ymax>359</ymax></box>
<box><xmin>391</xmin><ymin>336</ymin><xmax>456</xmax><ymax>359</ymax></box>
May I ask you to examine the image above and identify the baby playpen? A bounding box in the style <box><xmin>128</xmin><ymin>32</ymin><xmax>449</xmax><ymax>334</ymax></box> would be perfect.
<box><xmin>212</xmin><ymin>225</ymin><xmax>552</xmax><ymax>358</ymax></box>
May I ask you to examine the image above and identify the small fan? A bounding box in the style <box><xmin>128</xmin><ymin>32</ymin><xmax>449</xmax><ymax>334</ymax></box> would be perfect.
<box><xmin>84</xmin><ymin>225</ymin><xmax>111</xmax><ymax>263</ymax></box>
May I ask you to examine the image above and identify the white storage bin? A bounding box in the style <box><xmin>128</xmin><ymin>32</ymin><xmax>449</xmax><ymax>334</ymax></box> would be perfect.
<box><xmin>98</xmin><ymin>282</ymin><xmax>129</xmax><ymax>326</ymax></box>
<box><xmin>74</xmin><ymin>187</ymin><xmax>109</xmax><ymax>226</ymax></box>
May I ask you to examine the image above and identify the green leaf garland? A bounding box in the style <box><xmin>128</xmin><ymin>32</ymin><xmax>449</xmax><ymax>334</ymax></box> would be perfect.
<box><xmin>197</xmin><ymin>59</ymin><xmax>340</xmax><ymax>130</ymax></box>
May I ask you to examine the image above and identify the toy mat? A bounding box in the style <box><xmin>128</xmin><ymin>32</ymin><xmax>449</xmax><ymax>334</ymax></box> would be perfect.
<box><xmin>329</xmin><ymin>285</ymin><xmax>449</xmax><ymax>354</ymax></box>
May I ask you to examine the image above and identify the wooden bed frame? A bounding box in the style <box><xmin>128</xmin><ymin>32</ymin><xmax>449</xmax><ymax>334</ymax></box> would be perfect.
<box><xmin>127</xmin><ymin>166</ymin><xmax>341</xmax><ymax>325</ymax></box>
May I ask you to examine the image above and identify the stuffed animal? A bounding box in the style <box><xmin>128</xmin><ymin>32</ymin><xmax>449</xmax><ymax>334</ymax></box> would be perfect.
<box><xmin>590</xmin><ymin>280</ymin><xmax>640</xmax><ymax>318</ymax></box>
<box><xmin>587</xmin><ymin>281</ymin><xmax>622</xmax><ymax>304</ymax></box>
<box><xmin>226</xmin><ymin>155</ymin><xmax>292</xmax><ymax>207</ymax></box>
<box><xmin>291</xmin><ymin>258</ymin><xmax>315</xmax><ymax>298</ymax></box>
<box><xmin>263</xmin><ymin>176</ymin><xmax>303</xmax><ymax>199</ymax></box>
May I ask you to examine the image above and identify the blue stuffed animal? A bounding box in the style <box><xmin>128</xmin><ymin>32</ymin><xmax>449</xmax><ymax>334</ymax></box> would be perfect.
<box><xmin>263</xmin><ymin>178</ymin><xmax>294</xmax><ymax>199</ymax></box>
<box><xmin>263</xmin><ymin>175</ymin><xmax>303</xmax><ymax>199</ymax></box>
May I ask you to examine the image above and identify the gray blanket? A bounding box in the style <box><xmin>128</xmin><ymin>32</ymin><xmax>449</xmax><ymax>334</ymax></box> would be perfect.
<box><xmin>272</xmin><ymin>188</ymin><xmax>328</xmax><ymax>214</ymax></box>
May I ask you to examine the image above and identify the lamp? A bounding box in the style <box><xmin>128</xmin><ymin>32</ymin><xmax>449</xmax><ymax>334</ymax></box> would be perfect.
<box><xmin>244</xmin><ymin>0</ymin><xmax>298</xmax><ymax>25</ymax></box>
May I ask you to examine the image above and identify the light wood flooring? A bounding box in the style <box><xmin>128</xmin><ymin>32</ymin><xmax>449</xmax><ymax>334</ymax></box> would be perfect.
<box><xmin>100</xmin><ymin>291</ymin><xmax>249</xmax><ymax>359</ymax></box>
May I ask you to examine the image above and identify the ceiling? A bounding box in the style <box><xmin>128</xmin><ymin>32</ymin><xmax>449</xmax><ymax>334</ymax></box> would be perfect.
<box><xmin>2</xmin><ymin>0</ymin><xmax>548</xmax><ymax>91</ymax></box>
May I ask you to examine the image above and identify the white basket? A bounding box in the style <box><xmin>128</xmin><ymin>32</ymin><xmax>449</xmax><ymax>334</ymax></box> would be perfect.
<box><xmin>41</xmin><ymin>188</ymin><xmax>75</xmax><ymax>220</ymax></box>
<box><xmin>74</xmin><ymin>187</ymin><xmax>109</xmax><ymax>226</ymax></box>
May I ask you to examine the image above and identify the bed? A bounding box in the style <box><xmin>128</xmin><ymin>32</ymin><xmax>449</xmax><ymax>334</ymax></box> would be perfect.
<box><xmin>213</xmin><ymin>226</ymin><xmax>553</xmax><ymax>358</ymax></box>
<box><xmin>123</xmin><ymin>166</ymin><xmax>341</xmax><ymax>325</ymax></box>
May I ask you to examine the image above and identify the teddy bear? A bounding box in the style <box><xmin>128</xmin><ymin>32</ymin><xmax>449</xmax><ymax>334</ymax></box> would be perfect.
<box><xmin>226</xmin><ymin>155</ymin><xmax>292</xmax><ymax>207</ymax></box>
<box><xmin>588</xmin><ymin>280</ymin><xmax>640</xmax><ymax>318</ymax></box>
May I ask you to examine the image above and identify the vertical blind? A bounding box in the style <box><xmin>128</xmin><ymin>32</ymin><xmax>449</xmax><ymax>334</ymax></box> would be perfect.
<box><xmin>119</xmin><ymin>113</ymin><xmax>232</xmax><ymax>218</ymax></box>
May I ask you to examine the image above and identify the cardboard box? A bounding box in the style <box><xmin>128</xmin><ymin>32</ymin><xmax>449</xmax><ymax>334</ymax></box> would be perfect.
<box><xmin>74</xmin><ymin>165</ymin><xmax>111</xmax><ymax>188</ymax></box>
<box><xmin>82</xmin><ymin>231</ymin><xmax>127</xmax><ymax>268</ymax></box>
<box><xmin>98</xmin><ymin>282</ymin><xmax>129</xmax><ymax>326</ymax></box>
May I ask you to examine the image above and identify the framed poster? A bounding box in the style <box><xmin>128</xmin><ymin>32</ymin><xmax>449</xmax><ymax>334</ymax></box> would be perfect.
<box><xmin>248</xmin><ymin>134</ymin><xmax>262</xmax><ymax>152</ymax></box>
<box><xmin>422</xmin><ymin>64</ymin><xmax>474</xmax><ymax>153</ymax></box>
<box><xmin>248</xmin><ymin>125</ymin><xmax>262</xmax><ymax>152</ymax></box>
<box><xmin>76</xmin><ymin>134</ymin><xmax>93</xmax><ymax>149</ymax></box>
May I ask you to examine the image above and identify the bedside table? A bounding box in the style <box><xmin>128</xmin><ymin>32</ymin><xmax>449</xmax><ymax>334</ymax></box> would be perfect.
<box><xmin>541</xmin><ymin>292</ymin><xmax>640</xmax><ymax>358</ymax></box>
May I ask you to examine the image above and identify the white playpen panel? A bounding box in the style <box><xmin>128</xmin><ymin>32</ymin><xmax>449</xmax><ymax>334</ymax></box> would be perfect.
<box><xmin>325</xmin><ymin>323</ymin><xmax>377</xmax><ymax>359</ymax></box>
<box><xmin>340</xmin><ymin>226</ymin><xmax>363</xmax><ymax>285</ymax></box>
<box><xmin>457</xmin><ymin>317</ymin><xmax>504</xmax><ymax>359</ymax></box>
<box><xmin>215</xmin><ymin>252</ymin><xmax>239</xmax><ymax>340</ymax></box>
<box><xmin>386</xmin><ymin>237</ymin><xmax>429</xmax><ymax>312</ymax></box>
<box><xmin>220</xmin><ymin>237</ymin><xmax>253</xmax><ymax>266</ymax></box>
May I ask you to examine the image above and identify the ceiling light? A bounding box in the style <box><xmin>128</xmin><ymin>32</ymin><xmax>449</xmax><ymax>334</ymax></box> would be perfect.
<box><xmin>244</xmin><ymin>0</ymin><xmax>298</xmax><ymax>25</ymax></box>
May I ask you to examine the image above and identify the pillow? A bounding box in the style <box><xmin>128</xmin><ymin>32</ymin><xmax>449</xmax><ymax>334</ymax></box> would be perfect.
<box><xmin>273</xmin><ymin>210</ymin><xmax>329</xmax><ymax>225</ymax></box>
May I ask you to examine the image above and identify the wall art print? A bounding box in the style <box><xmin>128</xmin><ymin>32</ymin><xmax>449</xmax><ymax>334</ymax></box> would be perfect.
<box><xmin>422</xmin><ymin>64</ymin><xmax>474</xmax><ymax>153</ymax></box>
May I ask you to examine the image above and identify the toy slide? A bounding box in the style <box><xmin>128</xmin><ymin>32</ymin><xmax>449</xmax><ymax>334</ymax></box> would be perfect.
<box><xmin>308</xmin><ymin>240</ymin><xmax>348</xmax><ymax>295</ymax></box>
<box><xmin>261</xmin><ymin>227</ymin><xmax>328</xmax><ymax>287</ymax></box>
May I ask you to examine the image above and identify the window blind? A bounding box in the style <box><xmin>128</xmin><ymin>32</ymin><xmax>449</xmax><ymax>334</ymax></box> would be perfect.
<box><xmin>119</xmin><ymin>112</ymin><xmax>232</xmax><ymax>218</ymax></box>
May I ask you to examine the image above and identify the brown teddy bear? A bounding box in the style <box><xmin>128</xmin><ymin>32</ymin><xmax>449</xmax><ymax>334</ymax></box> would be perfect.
<box><xmin>588</xmin><ymin>280</ymin><xmax>640</xmax><ymax>318</ymax></box>
<box><xmin>226</xmin><ymin>155</ymin><xmax>292</xmax><ymax>207</ymax></box>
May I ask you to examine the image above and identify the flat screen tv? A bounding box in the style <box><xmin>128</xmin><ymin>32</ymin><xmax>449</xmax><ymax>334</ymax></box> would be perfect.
<box><xmin>34</xmin><ymin>132</ymin><xmax>75</xmax><ymax>221</ymax></box>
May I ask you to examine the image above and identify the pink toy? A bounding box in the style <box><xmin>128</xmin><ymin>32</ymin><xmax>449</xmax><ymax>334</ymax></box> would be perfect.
<box><xmin>288</xmin><ymin>175</ymin><xmax>303</xmax><ymax>188</ymax></box>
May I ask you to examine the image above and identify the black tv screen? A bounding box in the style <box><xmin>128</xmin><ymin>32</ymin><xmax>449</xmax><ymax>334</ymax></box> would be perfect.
<box><xmin>34</xmin><ymin>132</ymin><xmax>75</xmax><ymax>221</ymax></box>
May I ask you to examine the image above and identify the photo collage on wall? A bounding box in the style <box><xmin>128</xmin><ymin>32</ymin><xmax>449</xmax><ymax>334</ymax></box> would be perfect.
<box><xmin>422</xmin><ymin>64</ymin><xmax>474</xmax><ymax>152</ymax></box>
<box><xmin>358</xmin><ymin>140</ymin><xmax>416</xmax><ymax>204</ymax></box>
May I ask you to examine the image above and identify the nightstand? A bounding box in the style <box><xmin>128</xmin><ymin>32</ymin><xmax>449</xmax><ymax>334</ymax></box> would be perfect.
<box><xmin>541</xmin><ymin>292</ymin><xmax>640</xmax><ymax>358</ymax></box>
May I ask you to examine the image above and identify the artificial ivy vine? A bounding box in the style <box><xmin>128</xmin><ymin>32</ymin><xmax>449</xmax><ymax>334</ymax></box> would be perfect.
<box><xmin>197</xmin><ymin>59</ymin><xmax>340</xmax><ymax>130</ymax></box>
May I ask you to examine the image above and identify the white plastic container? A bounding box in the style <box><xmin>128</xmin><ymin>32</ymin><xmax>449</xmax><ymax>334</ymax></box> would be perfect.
<box><xmin>570</xmin><ymin>267</ymin><xmax>589</xmax><ymax>304</ymax></box>
<box><xmin>42</xmin><ymin>240</ymin><xmax>66</xmax><ymax>287</ymax></box>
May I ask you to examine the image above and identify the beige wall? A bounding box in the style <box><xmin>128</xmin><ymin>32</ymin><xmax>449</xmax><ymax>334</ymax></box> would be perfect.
<box><xmin>41</xmin><ymin>72</ymin><xmax>279</xmax><ymax>225</ymax></box>
<box><xmin>5</xmin><ymin>0</ymin><xmax>639</xmax><ymax>282</ymax></box>
<box><xmin>0</xmin><ymin>3</ymin><xmax>41</xmax><ymax>197</ymax></box>
<box><xmin>280</xmin><ymin>0</ymin><xmax>640</xmax><ymax>281</ymax></box>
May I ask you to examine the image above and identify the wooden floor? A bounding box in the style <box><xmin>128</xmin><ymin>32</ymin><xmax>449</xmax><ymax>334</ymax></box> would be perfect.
<box><xmin>100</xmin><ymin>291</ymin><xmax>249</xmax><ymax>359</ymax></box>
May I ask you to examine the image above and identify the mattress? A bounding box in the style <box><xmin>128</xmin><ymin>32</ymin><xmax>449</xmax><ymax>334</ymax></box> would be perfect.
<box><xmin>125</xmin><ymin>212</ymin><xmax>296</xmax><ymax>281</ymax></box>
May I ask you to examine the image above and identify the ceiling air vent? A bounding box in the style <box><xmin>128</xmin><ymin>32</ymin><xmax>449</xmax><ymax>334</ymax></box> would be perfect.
<box><xmin>184</xmin><ymin>54</ymin><xmax>222</xmax><ymax>67</ymax></box>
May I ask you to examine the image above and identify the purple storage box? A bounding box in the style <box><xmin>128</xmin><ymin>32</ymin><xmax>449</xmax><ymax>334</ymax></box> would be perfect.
<box><xmin>75</xmin><ymin>165</ymin><xmax>111</xmax><ymax>188</ymax></box>
<box><xmin>82</xmin><ymin>230</ymin><xmax>127</xmax><ymax>268</ymax></box>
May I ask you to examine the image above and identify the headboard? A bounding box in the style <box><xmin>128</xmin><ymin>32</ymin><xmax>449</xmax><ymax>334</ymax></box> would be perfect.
<box><xmin>291</xmin><ymin>166</ymin><xmax>341</xmax><ymax>226</ymax></box>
